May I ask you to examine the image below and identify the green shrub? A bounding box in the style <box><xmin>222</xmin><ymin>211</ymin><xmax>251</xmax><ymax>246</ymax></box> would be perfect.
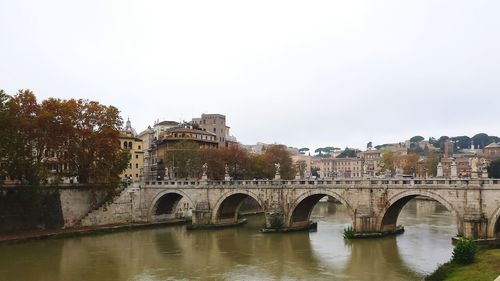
<box><xmin>343</xmin><ymin>226</ymin><xmax>355</xmax><ymax>239</ymax></box>
<box><xmin>452</xmin><ymin>238</ymin><xmax>476</xmax><ymax>264</ymax></box>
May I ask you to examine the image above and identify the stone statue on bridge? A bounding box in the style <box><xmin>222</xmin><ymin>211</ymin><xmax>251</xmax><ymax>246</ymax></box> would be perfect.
<box><xmin>201</xmin><ymin>163</ymin><xmax>208</xmax><ymax>180</ymax></box>
<box><xmin>274</xmin><ymin>163</ymin><xmax>281</xmax><ymax>180</ymax></box>
<box><xmin>224</xmin><ymin>164</ymin><xmax>231</xmax><ymax>181</ymax></box>
<box><xmin>481</xmin><ymin>159</ymin><xmax>489</xmax><ymax>178</ymax></box>
<box><xmin>471</xmin><ymin>157</ymin><xmax>479</xmax><ymax>179</ymax></box>
<box><xmin>363</xmin><ymin>161</ymin><xmax>369</xmax><ymax>178</ymax></box>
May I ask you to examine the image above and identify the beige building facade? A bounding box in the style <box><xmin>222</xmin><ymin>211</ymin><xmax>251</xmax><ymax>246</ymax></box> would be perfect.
<box><xmin>192</xmin><ymin>114</ymin><xmax>237</xmax><ymax>148</ymax></box>
<box><xmin>120</xmin><ymin>119</ymin><xmax>144</xmax><ymax>183</ymax></box>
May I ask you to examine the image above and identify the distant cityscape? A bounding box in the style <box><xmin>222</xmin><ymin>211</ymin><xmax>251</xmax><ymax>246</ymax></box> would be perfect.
<box><xmin>1</xmin><ymin>90</ymin><xmax>499</xmax><ymax>185</ymax></box>
<box><xmin>117</xmin><ymin>113</ymin><xmax>500</xmax><ymax>183</ymax></box>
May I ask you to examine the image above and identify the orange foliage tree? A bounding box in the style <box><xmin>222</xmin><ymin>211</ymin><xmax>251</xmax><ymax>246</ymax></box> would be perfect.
<box><xmin>0</xmin><ymin>90</ymin><xmax>128</xmax><ymax>185</ymax></box>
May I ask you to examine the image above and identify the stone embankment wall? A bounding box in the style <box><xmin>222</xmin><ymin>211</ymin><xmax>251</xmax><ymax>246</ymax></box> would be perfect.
<box><xmin>80</xmin><ymin>186</ymin><xmax>135</xmax><ymax>227</ymax></box>
<box><xmin>0</xmin><ymin>187</ymin><xmax>64</xmax><ymax>233</ymax></box>
<box><xmin>0</xmin><ymin>186</ymin><xmax>113</xmax><ymax>234</ymax></box>
<box><xmin>59</xmin><ymin>187</ymin><xmax>111</xmax><ymax>227</ymax></box>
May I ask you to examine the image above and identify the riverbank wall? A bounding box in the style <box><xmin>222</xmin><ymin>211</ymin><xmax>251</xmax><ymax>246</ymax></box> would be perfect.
<box><xmin>0</xmin><ymin>186</ymin><xmax>113</xmax><ymax>234</ymax></box>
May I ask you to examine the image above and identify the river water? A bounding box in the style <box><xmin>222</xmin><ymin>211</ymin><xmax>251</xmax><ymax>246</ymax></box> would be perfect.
<box><xmin>0</xmin><ymin>199</ymin><xmax>455</xmax><ymax>281</ymax></box>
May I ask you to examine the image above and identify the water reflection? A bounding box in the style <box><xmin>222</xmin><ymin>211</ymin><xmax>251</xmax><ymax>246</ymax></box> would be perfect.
<box><xmin>0</xmin><ymin>199</ymin><xmax>455</xmax><ymax>281</ymax></box>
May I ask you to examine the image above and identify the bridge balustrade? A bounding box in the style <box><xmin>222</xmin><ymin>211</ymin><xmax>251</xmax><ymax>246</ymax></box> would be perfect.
<box><xmin>142</xmin><ymin>178</ymin><xmax>500</xmax><ymax>189</ymax></box>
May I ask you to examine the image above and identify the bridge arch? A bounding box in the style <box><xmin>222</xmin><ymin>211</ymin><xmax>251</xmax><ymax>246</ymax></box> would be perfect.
<box><xmin>377</xmin><ymin>190</ymin><xmax>461</xmax><ymax>234</ymax></box>
<box><xmin>488</xmin><ymin>205</ymin><xmax>500</xmax><ymax>238</ymax></box>
<box><xmin>149</xmin><ymin>190</ymin><xmax>194</xmax><ymax>221</ymax></box>
<box><xmin>212</xmin><ymin>190</ymin><xmax>265</xmax><ymax>224</ymax></box>
<box><xmin>288</xmin><ymin>190</ymin><xmax>354</xmax><ymax>228</ymax></box>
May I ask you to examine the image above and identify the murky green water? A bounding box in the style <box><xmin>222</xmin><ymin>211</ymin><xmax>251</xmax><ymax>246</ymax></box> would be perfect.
<box><xmin>0</xmin><ymin>199</ymin><xmax>455</xmax><ymax>281</ymax></box>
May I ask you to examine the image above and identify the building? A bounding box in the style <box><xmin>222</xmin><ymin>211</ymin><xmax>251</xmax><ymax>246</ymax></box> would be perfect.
<box><xmin>192</xmin><ymin>114</ymin><xmax>237</xmax><ymax>148</ymax></box>
<box><xmin>152</xmin><ymin>120</ymin><xmax>179</xmax><ymax>141</ymax></box>
<box><xmin>119</xmin><ymin>119</ymin><xmax>144</xmax><ymax>183</ymax></box>
<box><xmin>144</xmin><ymin>122</ymin><xmax>219</xmax><ymax>180</ymax></box>
<box><xmin>483</xmin><ymin>143</ymin><xmax>500</xmax><ymax>160</ymax></box>
<box><xmin>291</xmin><ymin>154</ymin><xmax>312</xmax><ymax>179</ymax></box>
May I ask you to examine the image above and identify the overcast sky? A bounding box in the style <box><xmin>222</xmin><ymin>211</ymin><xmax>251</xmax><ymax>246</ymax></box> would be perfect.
<box><xmin>1</xmin><ymin>0</ymin><xmax>499</xmax><ymax>151</ymax></box>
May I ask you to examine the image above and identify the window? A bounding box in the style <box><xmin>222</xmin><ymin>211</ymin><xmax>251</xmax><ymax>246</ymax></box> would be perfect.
<box><xmin>136</xmin><ymin>163</ymin><xmax>139</xmax><ymax>168</ymax></box>
<box><xmin>124</xmin><ymin>142</ymin><xmax>128</xmax><ymax>149</ymax></box>
<box><xmin>128</xmin><ymin>142</ymin><xmax>132</xmax><ymax>149</ymax></box>
<box><xmin>138</xmin><ymin>145</ymin><xmax>141</xmax><ymax>150</ymax></box>
<box><xmin>213</xmin><ymin>128</ymin><xmax>216</xmax><ymax>133</ymax></box>
<box><xmin>129</xmin><ymin>163</ymin><xmax>132</xmax><ymax>168</ymax></box>
<box><xmin>136</xmin><ymin>154</ymin><xmax>139</xmax><ymax>159</ymax></box>
<box><xmin>135</xmin><ymin>174</ymin><xmax>139</xmax><ymax>178</ymax></box>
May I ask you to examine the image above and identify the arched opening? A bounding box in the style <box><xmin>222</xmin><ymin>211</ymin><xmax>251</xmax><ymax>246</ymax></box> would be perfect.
<box><xmin>152</xmin><ymin>192</ymin><xmax>191</xmax><ymax>221</ymax></box>
<box><xmin>215</xmin><ymin>193</ymin><xmax>262</xmax><ymax>225</ymax></box>
<box><xmin>290</xmin><ymin>193</ymin><xmax>352</xmax><ymax>229</ymax></box>
<box><xmin>379</xmin><ymin>193</ymin><xmax>457</xmax><ymax>234</ymax></box>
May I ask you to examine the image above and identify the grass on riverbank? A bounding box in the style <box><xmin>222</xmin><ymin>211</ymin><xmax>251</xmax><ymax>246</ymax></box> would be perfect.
<box><xmin>426</xmin><ymin>248</ymin><xmax>500</xmax><ymax>281</ymax></box>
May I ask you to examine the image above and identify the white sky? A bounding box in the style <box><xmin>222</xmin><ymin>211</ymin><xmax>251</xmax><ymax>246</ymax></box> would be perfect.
<box><xmin>1</xmin><ymin>0</ymin><xmax>499</xmax><ymax>151</ymax></box>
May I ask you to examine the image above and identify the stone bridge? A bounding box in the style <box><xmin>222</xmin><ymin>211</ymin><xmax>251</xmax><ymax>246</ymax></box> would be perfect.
<box><xmin>131</xmin><ymin>178</ymin><xmax>500</xmax><ymax>239</ymax></box>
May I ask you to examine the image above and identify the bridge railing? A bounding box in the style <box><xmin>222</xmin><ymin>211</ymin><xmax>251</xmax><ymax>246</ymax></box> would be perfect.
<box><xmin>142</xmin><ymin>178</ymin><xmax>500</xmax><ymax>188</ymax></box>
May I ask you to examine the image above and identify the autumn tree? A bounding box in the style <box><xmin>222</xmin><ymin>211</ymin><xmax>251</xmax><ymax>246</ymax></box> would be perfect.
<box><xmin>379</xmin><ymin>150</ymin><xmax>395</xmax><ymax>174</ymax></box>
<box><xmin>262</xmin><ymin>145</ymin><xmax>295</xmax><ymax>180</ymax></box>
<box><xmin>3</xmin><ymin>90</ymin><xmax>44</xmax><ymax>184</ymax></box>
<box><xmin>425</xmin><ymin>149</ymin><xmax>439</xmax><ymax>177</ymax></box>
<box><xmin>403</xmin><ymin>153</ymin><xmax>420</xmax><ymax>175</ymax></box>
<box><xmin>247</xmin><ymin>154</ymin><xmax>272</xmax><ymax>179</ymax></box>
<box><xmin>164</xmin><ymin>141</ymin><xmax>202</xmax><ymax>179</ymax></box>
<box><xmin>201</xmin><ymin>145</ymin><xmax>248</xmax><ymax>180</ymax></box>
<box><xmin>0</xmin><ymin>90</ymin><xmax>127</xmax><ymax>185</ymax></box>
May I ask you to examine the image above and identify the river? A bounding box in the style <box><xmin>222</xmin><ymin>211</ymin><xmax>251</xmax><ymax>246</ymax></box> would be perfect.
<box><xmin>0</xmin><ymin>199</ymin><xmax>455</xmax><ymax>281</ymax></box>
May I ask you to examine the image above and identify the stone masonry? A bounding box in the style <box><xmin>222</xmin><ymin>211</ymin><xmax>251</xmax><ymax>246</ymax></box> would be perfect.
<box><xmin>81</xmin><ymin>179</ymin><xmax>500</xmax><ymax>239</ymax></box>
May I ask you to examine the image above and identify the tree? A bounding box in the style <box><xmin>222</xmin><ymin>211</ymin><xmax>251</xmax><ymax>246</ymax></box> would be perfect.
<box><xmin>425</xmin><ymin>149</ymin><xmax>440</xmax><ymax>177</ymax></box>
<box><xmin>3</xmin><ymin>90</ymin><xmax>44</xmax><ymax>184</ymax></box>
<box><xmin>263</xmin><ymin>145</ymin><xmax>295</xmax><ymax>180</ymax></box>
<box><xmin>66</xmin><ymin>99</ymin><xmax>125</xmax><ymax>184</ymax></box>
<box><xmin>450</xmin><ymin>136</ymin><xmax>471</xmax><ymax>150</ymax></box>
<box><xmin>472</xmin><ymin>133</ymin><xmax>492</xmax><ymax>149</ymax></box>
<box><xmin>403</xmin><ymin>153</ymin><xmax>419</xmax><ymax>175</ymax></box>
<box><xmin>337</xmin><ymin>148</ymin><xmax>357</xmax><ymax>158</ymax></box>
<box><xmin>164</xmin><ymin>141</ymin><xmax>202</xmax><ymax>179</ymax></box>
<box><xmin>410</xmin><ymin>136</ymin><xmax>424</xmax><ymax>143</ymax></box>
<box><xmin>367</xmin><ymin>142</ymin><xmax>373</xmax><ymax>150</ymax></box>
<box><xmin>298</xmin><ymin>148</ymin><xmax>309</xmax><ymax>154</ymax></box>
<box><xmin>247</xmin><ymin>154</ymin><xmax>272</xmax><ymax>179</ymax></box>
<box><xmin>201</xmin><ymin>145</ymin><xmax>249</xmax><ymax>180</ymax></box>
<box><xmin>323</xmin><ymin>147</ymin><xmax>339</xmax><ymax>155</ymax></box>
<box><xmin>0</xmin><ymin>90</ymin><xmax>127</xmax><ymax>185</ymax></box>
<box><xmin>488</xmin><ymin>159</ymin><xmax>500</xmax><ymax>179</ymax></box>
<box><xmin>223</xmin><ymin>145</ymin><xmax>249</xmax><ymax>180</ymax></box>
<box><xmin>380</xmin><ymin>150</ymin><xmax>395</xmax><ymax>173</ymax></box>
<box><xmin>314</xmin><ymin>148</ymin><xmax>324</xmax><ymax>156</ymax></box>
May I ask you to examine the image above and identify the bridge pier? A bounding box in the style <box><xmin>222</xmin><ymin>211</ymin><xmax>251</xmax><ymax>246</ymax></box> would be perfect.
<box><xmin>462</xmin><ymin>213</ymin><xmax>488</xmax><ymax>239</ymax></box>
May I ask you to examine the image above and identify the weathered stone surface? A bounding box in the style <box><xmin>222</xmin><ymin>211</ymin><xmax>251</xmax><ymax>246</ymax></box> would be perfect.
<box><xmin>83</xmin><ymin>179</ymin><xmax>500</xmax><ymax>239</ymax></box>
